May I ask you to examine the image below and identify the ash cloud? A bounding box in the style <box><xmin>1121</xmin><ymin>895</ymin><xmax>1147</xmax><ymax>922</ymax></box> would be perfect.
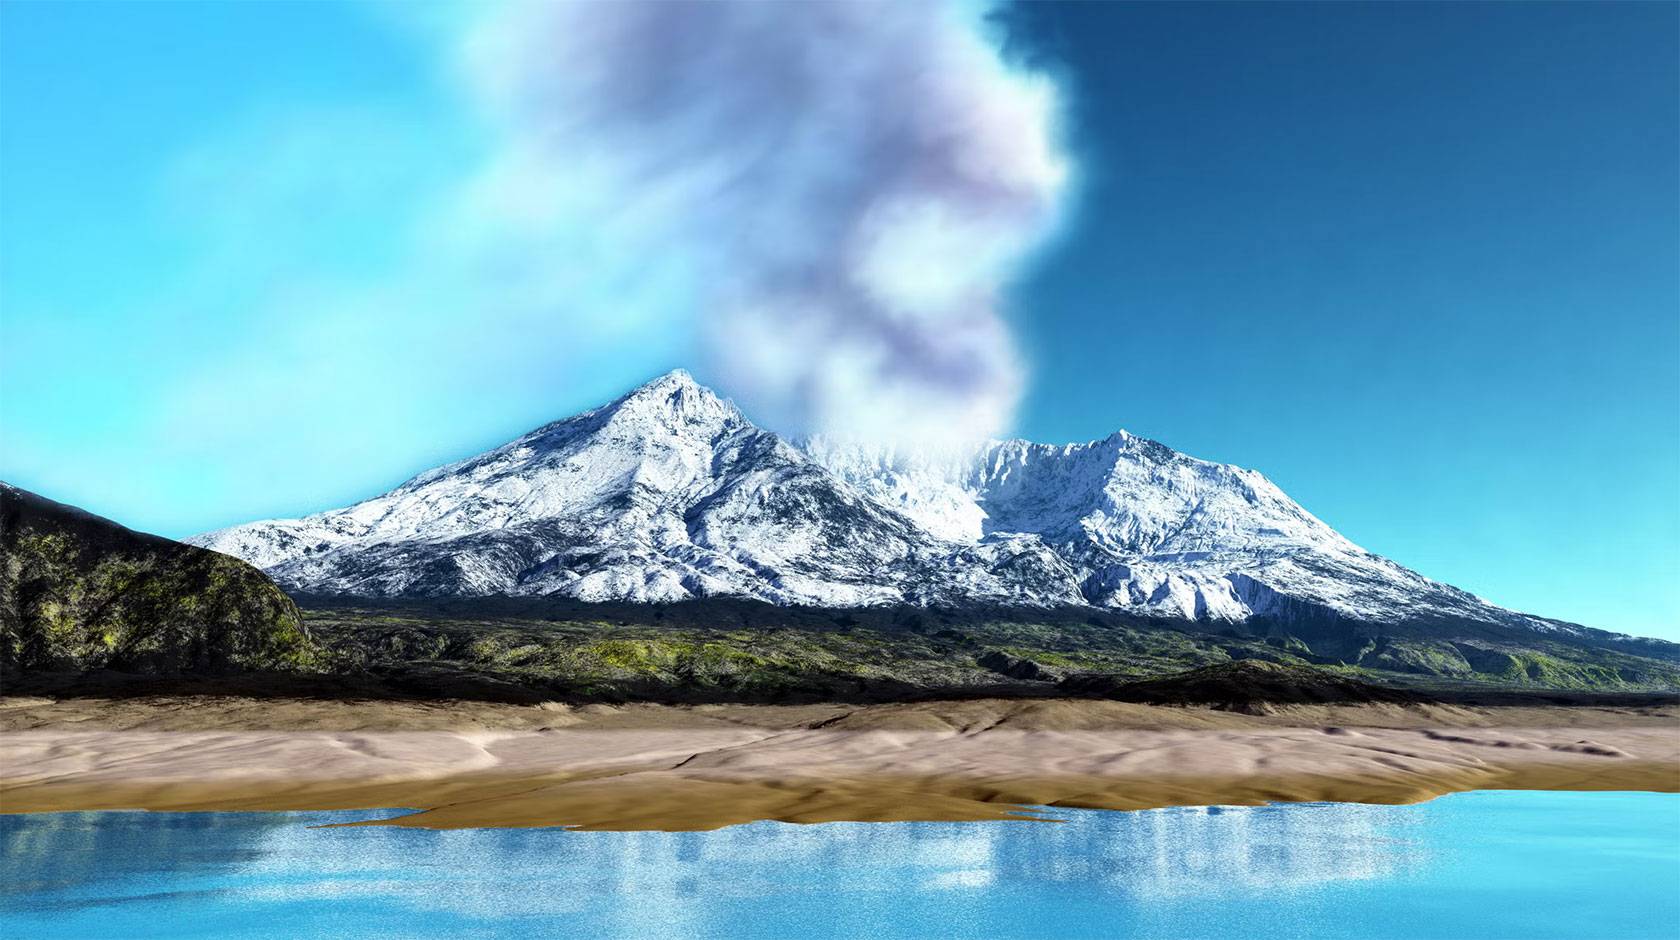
<box><xmin>461</xmin><ymin>0</ymin><xmax>1072</xmax><ymax>445</ymax></box>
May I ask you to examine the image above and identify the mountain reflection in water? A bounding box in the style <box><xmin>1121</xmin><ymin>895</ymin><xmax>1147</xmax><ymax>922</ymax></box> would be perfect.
<box><xmin>2</xmin><ymin>792</ymin><xmax>1673</xmax><ymax>940</ymax></box>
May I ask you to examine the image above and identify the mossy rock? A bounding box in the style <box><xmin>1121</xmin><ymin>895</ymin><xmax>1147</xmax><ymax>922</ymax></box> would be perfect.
<box><xmin>1</xmin><ymin>483</ymin><xmax>318</xmax><ymax>676</ymax></box>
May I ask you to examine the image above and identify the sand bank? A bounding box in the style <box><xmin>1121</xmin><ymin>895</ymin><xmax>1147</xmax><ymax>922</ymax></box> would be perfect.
<box><xmin>2</xmin><ymin>696</ymin><xmax>1675</xmax><ymax>830</ymax></box>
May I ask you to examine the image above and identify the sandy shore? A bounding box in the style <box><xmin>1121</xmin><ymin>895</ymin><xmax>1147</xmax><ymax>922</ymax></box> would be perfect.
<box><xmin>2</xmin><ymin>695</ymin><xmax>1676</xmax><ymax>830</ymax></box>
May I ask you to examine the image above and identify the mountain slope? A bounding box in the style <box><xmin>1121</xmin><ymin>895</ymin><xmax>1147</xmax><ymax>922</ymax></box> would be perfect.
<box><xmin>802</xmin><ymin>435</ymin><xmax>1566</xmax><ymax>642</ymax></box>
<box><xmin>188</xmin><ymin>370</ymin><xmax>1676</xmax><ymax>665</ymax></box>
<box><xmin>192</xmin><ymin>372</ymin><xmax>1079</xmax><ymax>608</ymax></box>
<box><xmin>1</xmin><ymin>483</ymin><xmax>316</xmax><ymax>675</ymax></box>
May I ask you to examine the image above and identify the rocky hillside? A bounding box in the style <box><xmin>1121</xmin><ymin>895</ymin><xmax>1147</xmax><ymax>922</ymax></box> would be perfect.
<box><xmin>1</xmin><ymin>484</ymin><xmax>316</xmax><ymax>675</ymax></box>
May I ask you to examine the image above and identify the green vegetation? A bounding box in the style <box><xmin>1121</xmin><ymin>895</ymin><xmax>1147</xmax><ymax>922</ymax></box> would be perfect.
<box><xmin>304</xmin><ymin>609</ymin><xmax>1004</xmax><ymax>701</ymax></box>
<box><xmin>288</xmin><ymin>601</ymin><xmax>1680</xmax><ymax>703</ymax></box>
<box><xmin>1</xmin><ymin>485</ymin><xmax>318</xmax><ymax>676</ymax></box>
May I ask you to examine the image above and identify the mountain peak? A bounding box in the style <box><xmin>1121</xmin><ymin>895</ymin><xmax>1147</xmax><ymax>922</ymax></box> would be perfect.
<box><xmin>188</xmin><ymin>367</ymin><xmax>1641</xmax><ymax>657</ymax></box>
<box><xmin>617</xmin><ymin>368</ymin><xmax>714</xmax><ymax>404</ymax></box>
<box><xmin>601</xmin><ymin>369</ymin><xmax>745</xmax><ymax>434</ymax></box>
<box><xmin>638</xmin><ymin>367</ymin><xmax>701</xmax><ymax>391</ymax></box>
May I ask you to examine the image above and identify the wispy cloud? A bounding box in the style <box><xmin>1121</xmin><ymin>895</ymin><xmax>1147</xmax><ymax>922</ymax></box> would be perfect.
<box><xmin>172</xmin><ymin>0</ymin><xmax>1073</xmax><ymax>458</ymax></box>
<box><xmin>456</xmin><ymin>0</ymin><xmax>1072</xmax><ymax>444</ymax></box>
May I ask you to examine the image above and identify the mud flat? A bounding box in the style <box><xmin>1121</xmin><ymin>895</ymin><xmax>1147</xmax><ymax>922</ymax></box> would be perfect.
<box><xmin>2</xmin><ymin>695</ymin><xmax>1676</xmax><ymax>830</ymax></box>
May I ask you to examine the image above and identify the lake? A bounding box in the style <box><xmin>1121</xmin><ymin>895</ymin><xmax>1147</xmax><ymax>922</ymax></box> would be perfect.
<box><xmin>2</xmin><ymin>790</ymin><xmax>1676</xmax><ymax>939</ymax></box>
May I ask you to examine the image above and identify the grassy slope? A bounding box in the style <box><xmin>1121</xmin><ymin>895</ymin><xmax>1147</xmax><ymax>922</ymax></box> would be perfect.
<box><xmin>290</xmin><ymin>599</ymin><xmax>1680</xmax><ymax>704</ymax></box>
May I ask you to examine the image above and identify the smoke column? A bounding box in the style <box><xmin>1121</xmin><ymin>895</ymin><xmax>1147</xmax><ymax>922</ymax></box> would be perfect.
<box><xmin>463</xmin><ymin>0</ymin><xmax>1071</xmax><ymax>445</ymax></box>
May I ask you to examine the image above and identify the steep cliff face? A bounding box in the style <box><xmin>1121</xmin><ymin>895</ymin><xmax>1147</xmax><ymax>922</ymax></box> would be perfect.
<box><xmin>1</xmin><ymin>484</ymin><xmax>316</xmax><ymax>675</ymax></box>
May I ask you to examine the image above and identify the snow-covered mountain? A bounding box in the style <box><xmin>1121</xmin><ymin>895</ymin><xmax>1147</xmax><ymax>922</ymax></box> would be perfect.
<box><xmin>187</xmin><ymin>370</ymin><xmax>1653</xmax><ymax>652</ymax></box>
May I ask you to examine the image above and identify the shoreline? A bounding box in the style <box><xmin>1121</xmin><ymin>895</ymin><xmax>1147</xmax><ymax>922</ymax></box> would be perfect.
<box><xmin>4</xmin><ymin>696</ymin><xmax>1676</xmax><ymax>831</ymax></box>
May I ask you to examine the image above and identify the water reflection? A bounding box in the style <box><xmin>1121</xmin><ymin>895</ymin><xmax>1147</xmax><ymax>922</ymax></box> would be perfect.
<box><xmin>3</xmin><ymin>802</ymin><xmax>1418</xmax><ymax>915</ymax></box>
<box><xmin>0</xmin><ymin>811</ymin><xmax>271</xmax><ymax>905</ymax></box>
<box><xmin>2</xmin><ymin>795</ymin><xmax>1673</xmax><ymax>940</ymax></box>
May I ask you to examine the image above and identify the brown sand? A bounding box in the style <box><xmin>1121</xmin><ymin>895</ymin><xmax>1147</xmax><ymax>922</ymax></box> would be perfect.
<box><xmin>2</xmin><ymin>695</ymin><xmax>1676</xmax><ymax>830</ymax></box>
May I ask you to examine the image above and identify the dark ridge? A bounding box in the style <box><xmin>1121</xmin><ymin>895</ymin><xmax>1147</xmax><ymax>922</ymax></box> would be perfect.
<box><xmin>1060</xmin><ymin>661</ymin><xmax>1423</xmax><ymax>711</ymax></box>
<box><xmin>0</xmin><ymin>668</ymin><xmax>1057</xmax><ymax>708</ymax></box>
<box><xmin>9</xmin><ymin>665</ymin><xmax>1676</xmax><ymax>711</ymax></box>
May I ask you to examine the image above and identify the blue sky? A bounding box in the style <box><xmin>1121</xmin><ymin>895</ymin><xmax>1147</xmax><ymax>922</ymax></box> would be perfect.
<box><xmin>1</xmin><ymin>1</ymin><xmax>1675</xmax><ymax>639</ymax></box>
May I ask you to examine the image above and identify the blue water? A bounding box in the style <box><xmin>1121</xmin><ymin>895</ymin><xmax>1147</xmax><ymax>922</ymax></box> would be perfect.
<box><xmin>2</xmin><ymin>791</ymin><xmax>1676</xmax><ymax>940</ymax></box>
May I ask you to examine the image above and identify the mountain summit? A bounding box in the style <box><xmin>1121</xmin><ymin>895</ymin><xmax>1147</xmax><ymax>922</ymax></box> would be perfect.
<box><xmin>190</xmin><ymin>370</ymin><xmax>1668</xmax><ymax>661</ymax></box>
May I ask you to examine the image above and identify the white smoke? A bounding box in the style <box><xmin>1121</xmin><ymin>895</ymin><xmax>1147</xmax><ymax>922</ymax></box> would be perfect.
<box><xmin>459</xmin><ymin>0</ymin><xmax>1071</xmax><ymax>445</ymax></box>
